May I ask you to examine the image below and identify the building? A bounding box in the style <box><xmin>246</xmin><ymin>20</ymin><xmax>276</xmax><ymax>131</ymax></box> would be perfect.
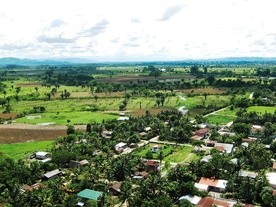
<box><xmin>21</xmin><ymin>183</ymin><xmax>45</xmax><ymax>193</ymax></box>
<box><xmin>69</xmin><ymin>160</ymin><xmax>89</xmax><ymax>168</ymax></box>
<box><xmin>115</xmin><ymin>142</ymin><xmax>127</xmax><ymax>153</ymax></box>
<box><xmin>195</xmin><ymin>177</ymin><xmax>228</xmax><ymax>192</ymax></box>
<box><xmin>239</xmin><ymin>170</ymin><xmax>258</xmax><ymax>179</ymax></box>
<box><xmin>151</xmin><ymin>145</ymin><xmax>161</xmax><ymax>152</ymax></box>
<box><xmin>117</xmin><ymin>116</ymin><xmax>129</xmax><ymax>121</ymax></box>
<box><xmin>77</xmin><ymin>189</ymin><xmax>103</xmax><ymax>206</ymax></box>
<box><xmin>109</xmin><ymin>181</ymin><xmax>121</xmax><ymax>196</ymax></box>
<box><xmin>145</xmin><ymin>160</ymin><xmax>160</xmax><ymax>172</ymax></box>
<box><xmin>35</xmin><ymin>151</ymin><xmax>50</xmax><ymax>160</ymax></box>
<box><xmin>214</xmin><ymin>143</ymin><xmax>234</xmax><ymax>154</ymax></box>
<box><xmin>43</xmin><ymin>169</ymin><xmax>62</xmax><ymax>179</ymax></box>
<box><xmin>179</xmin><ymin>195</ymin><xmax>201</xmax><ymax>205</ymax></box>
<box><xmin>101</xmin><ymin>130</ymin><xmax>113</xmax><ymax>138</ymax></box>
<box><xmin>266</xmin><ymin>172</ymin><xmax>276</xmax><ymax>189</ymax></box>
<box><xmin>196</xmin><ymin>197</ymin><xmax>235</xmax><ymax>207</ymax></box>
<box><xmin>195</xmin><ymin>128</ymin><xmax>209</xmax><ymax>139</ymax></box>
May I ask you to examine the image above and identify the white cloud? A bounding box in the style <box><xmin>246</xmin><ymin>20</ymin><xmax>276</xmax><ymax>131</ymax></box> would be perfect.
<box><xmin>0</xmin><ymin>0</ymin><xmax>276</xmax><ymax>61</ymax></box>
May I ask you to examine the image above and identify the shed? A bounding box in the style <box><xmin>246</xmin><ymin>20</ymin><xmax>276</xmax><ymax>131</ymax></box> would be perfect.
<box><xmin>35</xmin><ymin>151</ymin><xmax>50</xmax><ymax>160</ymax></box>
<box><xmin>77</xmin><ymin>189</ymin><xmax>103</xmax><ymax>206</ymax></box>
<box><xmin>43</xmin><ymin>169</ymin><xmax>61</xmax><ymax>179</ymax></box>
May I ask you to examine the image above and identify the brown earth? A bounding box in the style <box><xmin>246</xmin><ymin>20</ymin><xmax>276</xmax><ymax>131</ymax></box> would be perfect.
<box><xmin>177</xmin><ymin>87</ymin><xmax>226</xmax><ymax>95</ymax></box>
<box><xmin>0</xmin><ymin>124</ymin><xmax>86</xmax><ymax>144</ymax></box>
<box><xmin>16</xmin><ymin>82</ymin><xmax>41</xmax><ymax>87</ymax></box>
<box><xmin>0</xmin><ymin>113</ymin><xmax>17</xmax><ymax>120</ymax></box>
<box><xmin>98</xmin><ymin>75</ymin><xmax>193</xmax><ymax>83</ymax></box>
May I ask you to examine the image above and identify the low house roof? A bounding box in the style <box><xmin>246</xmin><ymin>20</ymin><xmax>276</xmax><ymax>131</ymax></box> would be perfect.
<box><xmin>110</xmin><ymin>182</ymin><xmax>121</xmax><ymax>192</ymax></box>
<box><xmin>199</xmin><ymin>177</ymin><xmax>228</xmax><ymax>189</ymax></box>
<box><xmin>144</xmin><ymin>127</ymin><xmax>151</xmax><ymax>131</ymax></box>
<box><xmin>44</xmin><ymin>169</ymin><xmax>61</xmax><ymax>179</ymax></box>
<box><xmin>35</xmin><ymin>151</ymin><xmax>49</xmax><ymax>156</ymax></box>
<box><xmin>266</xmin><ymin>172</ymin><xmax>276</xmax><ymax>186</ymax></box>
<box><xmin>146</xmin><ymin>160</ymin><xmax>159</xmax><ymax>166</ymax></box>
<box><xmin>201</xmin><ymin>155</ymin><xmax>212</xmax><ymax>163</ymax></box>
<box><xmin>136</xmin><ymin>171</ymin><xmax>148</xmax><ymax>177</ymax></box>
<box><xmin>273</xmin><ymin>162</ymin><xmax>276</xmax><ymax>170</ymax></box>
<box><xmin>117</xmin><ymin>116</ymin><xmax>129</xmax><ymax>121</ymax></box>
<box><xmin>79</xmin><ymin>160</ymin><xmax>89</xmax><ymax>166</ymax></box>
<box><xmin>196</xmin><ymin>197</ymin><xmax>230</xmax><ymax>207</ymax></box>
<box><xmin>179</xmin><ymin>194</ymin><xmax>201</xmax><ymax>205</ymax></box>
<box><xmin>115</xmin><ymin>142</ymin><xmax>127</xmax><ymax>148</ymax></box>
<box><xmin>194</xmin><ymin>183</ymin><xmax>209</xmax><ymax>191</ymax></box>
<box><xmin>239</xmin><ymin>170</ymin><xmax>258</xmax><ymax>179</ymax></box>
<box><xmin>195</xmin><ymin>128</ymin><xmax>209</xmax><ymax>135</ymax></box>
<box><xmin>139</xmin><ymin>132</ymin><xmax>147</xmax><ymax>136</ymax></box>
<box><xmin>77</xmin><ymin>189</ymin><xmax>103</xmax><ymax>200</ymax></box>
<box><xmin>21</xmin><ymin>183</ymin><xmax>45</xmax><ymax>192</ymax></box>
<box><xmin>214</xmin><ymin>143</ymin><xmax>233</xmax><ymax>154</ymax></box>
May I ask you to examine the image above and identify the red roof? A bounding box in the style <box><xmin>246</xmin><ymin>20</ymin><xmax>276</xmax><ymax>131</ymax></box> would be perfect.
<box><xmin>195</xmin><ymin>128</ymin><xmax>209</xmax><ymax>135</ymax></box>
<box><xmin>199</xmin><ymin>177</ymin><xmax>218</xmax><ymax>187</ymax></box>
<box><xmin>196</xmin><ymin>197</ymin><xmax>229</xmax><ymax>207</ymax></box>
<box><xmin>146</xmin><ymin>160</ymin><xmax>159</xmax><ymax>167</ymax></box>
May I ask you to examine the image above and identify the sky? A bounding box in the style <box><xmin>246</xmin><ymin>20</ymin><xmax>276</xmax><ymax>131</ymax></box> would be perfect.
<box><xmin>0</xmin><ymin>0</ymin><xmax>276</xmax><ymax>61</ymax></box>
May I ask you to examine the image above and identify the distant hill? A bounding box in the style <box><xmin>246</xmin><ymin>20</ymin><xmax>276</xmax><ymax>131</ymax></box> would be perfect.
<box><xmin>0</xmin><ymin>57</ymin><xmax>71</xmax><ymax>66</ymax></box>
<box><xmin>1</xmin><ymin>57</ymin><xmax>276</xmax><ymax>66</ymax></box>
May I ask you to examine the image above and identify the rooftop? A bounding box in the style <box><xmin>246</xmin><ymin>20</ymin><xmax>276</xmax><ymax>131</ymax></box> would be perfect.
<box><xmin>77</xmin><ymin>189</ymin><xmax>103</xmax><ymax>200</ymax></box>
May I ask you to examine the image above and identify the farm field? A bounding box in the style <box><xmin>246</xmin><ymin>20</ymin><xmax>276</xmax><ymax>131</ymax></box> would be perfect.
<box><xmin>206</xmin><ymin>108</ymin><xmax>237</xmax><ymax>125</ymax></box>
<box><xmin>0</xmin><ymin>140</ymin><xmax>53</xmax><ymax>160</ymax></box>
<box><xmin>15</xmin><ymin>111</ymin><xmax>118</xmax><ymax>125</ymax></box>
<box><xmin>247</xmin><ymin>106</ymin><xmax>276</xmax><ymax>114</ymax></box>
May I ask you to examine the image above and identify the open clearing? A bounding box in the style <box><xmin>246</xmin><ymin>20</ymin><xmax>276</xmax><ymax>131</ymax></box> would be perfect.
<box><xmin>0</xmin><ymin>140</ymin><xmax>53</xmax><ymax>160</ymax></box>
<box><xmin>247</xmin><ymin>106</ymin><xmax>276</xmax><ymax>114</ymax></box>
<box><xmin>178</xmin><ymin>87</ymin><xmax>226</xmax><ymax>95</ymax></box>
<box><xmin>0</xmin><ymin>124</ymin><xmax>86</xmax><ymax>144</ymax></box>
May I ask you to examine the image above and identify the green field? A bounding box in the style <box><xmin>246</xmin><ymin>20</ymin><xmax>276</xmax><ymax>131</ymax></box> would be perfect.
<box><xmin>133</xmin><ymin>144</ymin><xmax>173</xmax><ymax>159</ymax></box>
<box><xmin>163</xmin><ymin>145</ymin><xmax>197</xmax><ymax>163</ymax></box>
<box><xmin>247</xmin><ymin>106</ymin><xmax>276</xmax><ymax>114</ymax></box>
<box><xmin>206</xmin><ymin>114</ymin><xmax>235</xmax><ymax>125</ymax></box>
<box><xmin>0</xmin><ymin>140</ymin><xmax>53</xmax><ymax>160</ymax></box>
<box><xmin>15</xmin><ymin>111</ymin><xmax>118</xmax><ymax>125</ymax></box>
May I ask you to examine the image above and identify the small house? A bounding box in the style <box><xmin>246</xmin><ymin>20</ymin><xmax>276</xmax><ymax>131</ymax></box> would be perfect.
<box><xmin>196</xmin><ymin>197</ymin><xmax>233</xmax><ymax>207</ymax></box>
<box><xmin>101</xmin><ymin>130</ymin><xmax>113</xmax><ymax>138</ymax></box>
<box><xmin>35</xmin><ymin>151</ymin><xmax>50</xmax><ymax>160</ymax></box>
<box><xmin>21</xmin><ymin>183</ymin><xmax>45</xmax><ymax>193</ymax></box>
<box><xmin>77</xmin><ymin>189</ymin><xmax>103</xmax><ymax>206</ymax></box>
<box><xmin>273</xmin><ymin>162</ymin><xmax>276</xmax><ymax>171</ymax></box>
<box><xmin>179</xmin><ymin>195</ymin><xmax>201</xmax><ymax>205</ymax></box>
<box><xmin>239</xmin><ymin>170</ymin><xmax>258</xmax><ymax>179</ymax></box>
<box><xmin>43</xmin><ymin>169</ymin><xmax>62</xmax><ymax>180</ymax></box>
<box><xmin>115</xmin><ymin>142</ymin><xmax>127</xmax><ymax>153</ymax></box>
<box><xmin>196</xmin><ymin>177</ymin><xmax>228</xmax><ymax>192</ymax></box>
<box><xmin>151</xmin><ymin>145</ymin><xmax>161</xmax><ymax>153</ymax></box>
<box><xmin>144</xmin><ymin>127</ymin><xmax>151</xmax><ymax>132</ymax></box>
<box><xmin>145</xmin><ymin>160</ymin><xmax>160</xmax><ymax>172</ymax></box>
<box><xmin>214</xmin><ymin>143</ymin><xmax>233</xmax><ymax>154</ymax></box>
<box><xmin>69</xmin><ymin>160</ymin><xmax>89</xmax><ymax>168</ymax></box>
<box><xmin>195</xmin><ymin>128</ymin><xmax>209</xmax><ymax>139</ymax></box>
<box><xmin>266</xmin><ymin>172</ymin><xmax>276</xmax><ymax>189</ymax></box>
<box><xmin>109</xmin><ymin>181</ymin><xmax>121</xmax><ymax>196</ymax></box>
<box><xmin>117</xmin><ymin>116</ymin><xmax>129</xmax><ymax>121</ymax></box>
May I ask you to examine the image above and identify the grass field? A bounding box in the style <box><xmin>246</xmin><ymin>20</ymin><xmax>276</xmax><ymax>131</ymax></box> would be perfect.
<box><xmin>247</xmin><ymin>106</ymin><xmax>276</xmax><ymax>114</ymax></box>
<box><xmin>206</xmin><ymin>115</ymin><xmax>235</xmax><ymax>125</ymax></box>
<box><xmin>15</xmin><ymin>111</ymin><xmax>118</xmax><ymax>125</ymax></box>
<box><xmin>0</xmin><ymin>140</ymin><xmax>53</xmax><ymax>160</ymax></box>
<box><xmin>133</xmin><ymin>144</ymin><xmax>173</xmax><ymax>159</ymax></box>
<box><xmin>163</xmin><ymin>145</ymin><xmax>197</xmax><ymax>163</ymax></box>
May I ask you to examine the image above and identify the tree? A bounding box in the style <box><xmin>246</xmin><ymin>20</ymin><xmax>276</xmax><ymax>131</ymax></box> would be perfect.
<box><xmin>119</xmin><ymin>180</ymin><xmax>132</xmax><ymax>205</ymax></box>
<box><xmin>67</xmin><ymin>125</ymin><xmax>75</xmax><ymax>135</ymax></box>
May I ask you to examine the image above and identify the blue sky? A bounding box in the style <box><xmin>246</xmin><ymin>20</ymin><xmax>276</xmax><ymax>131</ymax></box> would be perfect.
<box><xmin>0</xmin><ymin>0</ymin><xmax>276</xmax><ymax>61</ymax></box>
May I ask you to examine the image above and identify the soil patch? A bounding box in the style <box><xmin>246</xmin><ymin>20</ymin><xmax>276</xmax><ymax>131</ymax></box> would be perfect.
<box><xmin>0</xmin><ymin>124</ymin><xmax>86</xmax><ymax>144</ymax></box>
<box><xmin>16</xmin><ymin>82</ymin><xmax>41</xmax><ymax>87</ymax></box>
<box><xmin>0</xmin><ymin>113</ymin><xmax>17</xmax><ymax>120</ymax></box>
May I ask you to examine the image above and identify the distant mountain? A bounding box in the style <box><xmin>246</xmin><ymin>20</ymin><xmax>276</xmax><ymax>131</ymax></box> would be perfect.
<box><xmin>1</xmin><ymin>57</ymin><xmax>276</xmax><ymax>66</ymax></box>
<box><xmin>0</xmin><ymin>57</ymin><xmax>71</xmax><ymax>66</ymax></box>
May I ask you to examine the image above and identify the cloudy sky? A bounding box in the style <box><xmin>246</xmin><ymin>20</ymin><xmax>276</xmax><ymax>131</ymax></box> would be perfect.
<box><xmin>0</xmin><ymin>0</ymin><xmax>276</xmax><ymax>61</ymax></box>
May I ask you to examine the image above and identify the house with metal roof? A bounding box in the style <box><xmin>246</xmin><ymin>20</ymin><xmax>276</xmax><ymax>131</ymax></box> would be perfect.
<box><xmin>77</xmin><ymin>189</ymin><xmax>103</xmax><ymax>206</ymax></box>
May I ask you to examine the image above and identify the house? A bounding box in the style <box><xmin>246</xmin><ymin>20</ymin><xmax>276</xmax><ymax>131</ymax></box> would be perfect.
<box><xmin>35</xmin><ymin>151</ymin><xmax>50</xmax><ymax>160</ymax></box>
<box><xmin>109</xmin><ymin>181</ymin><xmax>121</xmax><ymax>195</ymax></box>
<box><xmin>196</xmin><ymin>177</ymin><xmax>228</xmax><ymax>192</ymax></box>
<box><xmin>21</xmin><ymin>183</ymin><xmax>45</xmax><ymax>193</ymax></box>
<box><xmin>115</xmin><ymin>142</ymin><xmax>127</xmax><ymax>153</ymax></box>
<box><xmin>77</xmin><ymin>189</ymin><xmax>103</xmax><ymax>206</ymax></box>
<box><xmin>139</xmin><ymin>132</ymin><xmax>147</xmax><ymax>137</ymax></box>
<box><xmin>196</xmin><ymin>197</ymin><xmax>234</xmax><ymax>207</ymax></box>
<box><xmin>69</xmin><ymin>159</ymin><xmax>89</xmax><ymax>168</ymax></box>
<box><xmin>273</xmin><ymin>162</ymin><xmax>276</xmax><ymax>171</ymax></box>
<box><xmin>101</xmin><ymin>130</ymin><xmax>113</xmax><ymax>138</ymax></box>
<box><xmin>250</xmin><ymin>125</ymin><xmax>263</xmax><ymax>137</ymax></box>
<box><xmin>43</xmin><ymin>169</ymin><xmax>62</xmax><ymax>179</ymax></box>
<box><xmin>239</xmin><ymin>170</ymin><xmax>258</xmax><ymax>179</ymax></box>
<box><xmin>214</xmin><ymin>143</ymin><xmax>234</xmax><ymax>154</ymax></box>
<box><xmin>266</xmin><ymin>172</ymin><xmax>276</xmax><ymax>189</ymax></box>
<box><xmin>201</xmin><ymin>155</ymin><xmax>212</xmax><ymax>163</ymax></box>
<box><xmin>145</xmin><ymin>160</ymin><xmax>160</xmax><ymax>172</ymax></box>
<box><xmin>133</xmin><ymin>171</ymin><xmax>148</xmax><ymax>179</ymax></box>
<box><xmin>151</xmin><ymin>145</ymin><xmax>161</xmax><ymax>152</ymax></box>
<box><xmin>144</xmin><ymin>127</ymin><xmax>151</xmax><ymax>132</ymax></box>
<box><xmin>191</xmin><ymin>135</ymin><xmax>204</xmax><ymax>141</ymax></box>
<box><xmin>204</xmin><ymin>139</ymin><xmax>217</xmax><ymax>147</ymax></box>
<box><xmin>195</xmin><ymin>128</ymin><xmax>209</xmax><ymax>139</ymax></box>
<box><xmin>117</xmin><ymin>116</ymin><xmax>129</xmax><ymax>121</ymax></box>
<box><xmin>179</xmin><ymin>195</ymin><xmax>201</xmax><ymax>205</ymax></box>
